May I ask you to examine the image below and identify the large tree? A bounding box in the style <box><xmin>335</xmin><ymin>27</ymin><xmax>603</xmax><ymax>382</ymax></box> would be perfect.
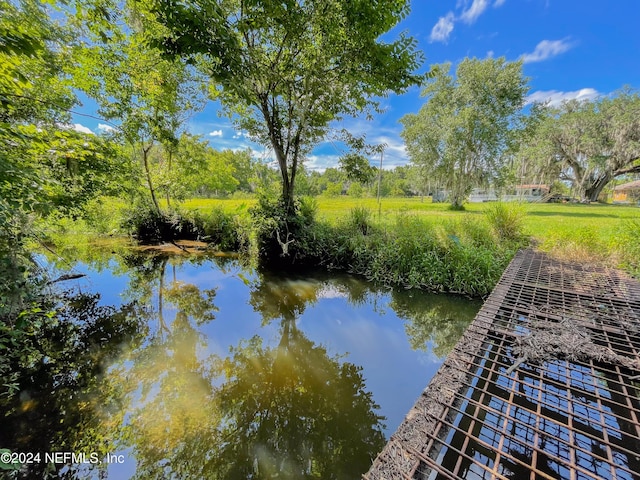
<box><xmin>141</xmin><ymin>0</ymin><xmax>424</xmax><ymax>211</ymax></box>
<box><xmin>69</xmin><ymin>1</ymin><xmax>207</xmax><ymax>212</ymax></box>
<box><xmin>524</xmin><ymin>89</ymin><xmax>640</xmax><ymax>202</ymax></box>
<box><xmin>1</xmin><ymin>0</ymin><xmax>130</xmax><ymax>305</ymax></box>
<box><xmin>401</xmin><ymin>58</ymin><xmax>529</xmax><ymax>208</ymax></box>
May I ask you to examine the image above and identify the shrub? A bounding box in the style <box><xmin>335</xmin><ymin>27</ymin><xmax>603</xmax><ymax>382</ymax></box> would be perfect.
<box><xmin>347</xmin><ymin>183</ymin><xmax>364</xmax><ymax>198</ymax></box>
<box><xmin>322</xmin><ymin>182</ymin><xmax>343</xmax><ymax>197</ymax></box>
<box><xmin>314</xmin><ymin>211</ymin><xmax>519</xmax><ymax>296</ymax></box>
<box><xmin>193</xmin><ymin>207</ymin><xmax>240</xmax><ymax>251</ymax></box>
<box><xmin>248</xmin><ymin>194</ymin><xmax>321</xmax><ymax>268</ymax></box>
<box><xmin>82</xmin><ymin>197</ymin><xmax>122</xmax><ymax>235</ymax></box>
<box><xmin>298</xmin><ymin>196</ymin><xmax>318</xmax><ymax>224</ymax></box>
<box><xmin>120</xmin><ymin>201</ymin><xmax>201</xmax><ymax>243</ymax></box>
<box><xmin>484</xmin><ymin>202</ymin><xmax>526</xmax><ymax>241</ymax></box>
<box><xmin>347</xmin><ymin>207</ymin><xmax>373</xmax><ymax>235</ymax></box>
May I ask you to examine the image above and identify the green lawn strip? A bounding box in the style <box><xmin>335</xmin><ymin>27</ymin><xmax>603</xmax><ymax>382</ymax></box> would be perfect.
<box><xmin>42</xmin><ymin>196</ymin><xmax>640</xmax><ymax>286</ymax></box>
<box><xmin>177</xmin><ymin>197</ymin><xmax>638</xmax><ymax>252</ymax></box>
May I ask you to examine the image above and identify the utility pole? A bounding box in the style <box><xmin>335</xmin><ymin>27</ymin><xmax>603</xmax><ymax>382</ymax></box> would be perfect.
<box><xmin>376</xmin><ymin>145</ymin><xmax>386</xmax><ymax>219</ymax></box>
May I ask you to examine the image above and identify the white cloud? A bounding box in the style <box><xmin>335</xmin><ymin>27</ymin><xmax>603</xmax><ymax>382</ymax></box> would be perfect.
<box><xmin>372</xmin><ymin>136</ymin><xmax>409</xmax><ymax>169</ymax></box>
<box><xmin>97</xmin><ymin>123</ymin><xmax>115</xmax><ymax>133</ymax></box>
<box><xmin>460</xmin><ymin>0</ymin><xmax>490</xmax><ymax>24</ymax></box>
<box><xmin>430</xmin><ymin>0</ymin><xmax>498</xmax><ymax>43</ymax></box>
<box><xmin>525</xmin><ymin>88</ymin><xmax>600</xmax><ymax>106</ymax></box>
<box><xmin>430</xmin><ymin>12</ymin><xmax>455</xmax><ymax>43</ymax></box>
<box><xmin>487</xmin><ymin>50</ymin><xmax>495</xmax><ymax>58</ymax></box>
<box><xmin>521</xmin><ymin>39</ymin><xmax>574</xmax><ymax>64</ymax></box>
<box><xmin>305</xmin><ymin>154</ymin><xmax>341</xmax><ymax>172</ymax></box>
<box><xmin>72</xmin><ymin>123</ymin><xmax>94</xmax><ymax>135</ymax></box>
<box><xmin>209</xmin><ymin>129</ymin><xmax>223</xmax><ymax>137</ymax></box>
<box><xmin>317</xmin><ymin>285</ymin><xmax>348</xmax><ymax>299</ymax></box>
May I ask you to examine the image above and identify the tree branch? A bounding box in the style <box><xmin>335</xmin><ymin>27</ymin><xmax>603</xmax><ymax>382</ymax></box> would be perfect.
<box><xmin>615</xmin><ymin>159</ymin><xmax>640</xmax><ymax>176</ymax></box>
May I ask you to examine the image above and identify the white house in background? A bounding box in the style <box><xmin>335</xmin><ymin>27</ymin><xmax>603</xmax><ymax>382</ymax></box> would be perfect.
<box><xmin>468</xmin><ymin>188</ymin><xmax>499</xmax><ymax>203</ymax></box>
<box><xmin>466</xmin><ymin>184</ymin><xmax>551</xmax><ymax>203</ymax></box>
<box><xmin>503</xmin><ymin>184</ymin><xmax>551</xmax><ymax>202</ymax></box>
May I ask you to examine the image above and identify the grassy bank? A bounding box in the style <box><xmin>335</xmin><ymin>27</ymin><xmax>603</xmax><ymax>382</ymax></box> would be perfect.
<box><xmin>39</xmin><ymin>196</ymin><xmax>640</xmax><ymax>295</ymax></box>
<box><xmin>181</xmin><ymin>197</ymin><xmax>639</xmax><ymax>264</ymax></box>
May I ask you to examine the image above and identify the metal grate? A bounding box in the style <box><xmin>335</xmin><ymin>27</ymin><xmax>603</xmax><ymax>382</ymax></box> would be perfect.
<box><xmin>365</xmin><ymin>250</ymin><xmax>640</xmax><ymax>480</ymax></box>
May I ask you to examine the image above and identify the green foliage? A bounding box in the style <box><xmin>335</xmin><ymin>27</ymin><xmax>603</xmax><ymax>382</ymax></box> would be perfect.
<box><xmin>297</xmin><ymin>196</ymin><xmax>318</xmax><ymax>224</ymax></box>
<box><xmin>249</xmin><ymin>195</ymin><xmax>311</xmax><ymax>267</ymax></box>
<box><xmin>347</xmin><ymin>207</ymin><xmax>374</xmax><ymax>236</ymax></box>
<box><xmin>283</xmin><ymin>210</ymin><xmax>524</xmax><ymax>296</ymax></box>
<box><xmin>392</xmin><ymin>289</ymin><xmax>481</xmax><ymax>358</ymax></box>
<box><xmin>616</xmin><ymin>219</ymin><xmax>640</xmax><ymax>277</ymax></box>
<box><xmin>191</xmin><ymin>207</ymin><xmax>240</xmax><ymax>251</ymax></box>
<box><xmin>538</xmin><ymin>224</ymin><xmax>612</xmax><ymax>263</ymax></box>
<box><xmin>157</xmin><ymin>135</ymin><xmax>241</xmax><ymax>200</ymax></box>
<box><xmin>322</xmin><ymin>182</ymin><xmax>344</xmax><ymax>197</ymax></box>
<box><xmin>484</xmin><ymin>202</ymin><xmax>527</xmax><ymax>241</ymax></box>
<box><xmin>143</xmin><ymin>0</ymin><xmax>424</xmax><ymax>207</ymax></box>
<box><xmin>80</xmin><ymin>197</ymin><xmax>125</xmax><ymax>235</ymax></box>
<box><xmin>347</xmin><ymin>182</ymin><xmax>364</xmax><ymax>198</ymax></box>
<box><xmin>337</xmin><ymin>214</ymin><xmax>512</xmax><ymax>295</ymax></box>
<box><xmin>523</xmin><ymin>88</ymin><xmax>640</xmax><ymax>202</ymax></box>
<box><xmin>0</xmin><ymin>287</ymin><xmax>142</xmax><ymax>479</ymax></box>
<box><xmin>0</xmin><ymin>0</ymin><xmax>132</xmax><ymax>319</ymax></box>
<box><xmin>208</xmin><ymin>329</ymin><xmax>385</xmax><ymax>479</ymax></box>
<box><xmin>70</xmin><ymin>1</ymin><xmax>207</xmax><ymax>212</ymax></box>
<box><xmin>121</xmin><ymin>201</ymin><xmax>202</xmax><ymax>243</ymax></box>
<box><xmin>401</xmin><ymin>57</ymin><xmax>529</xmax><ymax>208</ymax></box>
<box><xmin>247</xmin><ymin>192</ymin><xmax>326</xmax><ymax>268</ymax></box>
<box><xmin>339</xmin><ymin>153</ymin><xmax>376</xmax><ymax>185</ymax></box>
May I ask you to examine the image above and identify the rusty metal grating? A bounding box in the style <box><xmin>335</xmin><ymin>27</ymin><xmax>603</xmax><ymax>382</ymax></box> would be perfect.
<box><xmin>365</xmin><ymin>249</ymin><xmax>640</xmax><ymax>480</ymax></box>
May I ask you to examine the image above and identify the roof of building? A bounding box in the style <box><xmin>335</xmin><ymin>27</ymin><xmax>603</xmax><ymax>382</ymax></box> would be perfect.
<box><xmin>613</xmin><ymin>180</ymin><xmax>640</xmax><ymax>190</ymax></box>
<box><xmin>516</xmin><ymin>184</ymin><xmax>549</xmax><ymax>189</ymax></box>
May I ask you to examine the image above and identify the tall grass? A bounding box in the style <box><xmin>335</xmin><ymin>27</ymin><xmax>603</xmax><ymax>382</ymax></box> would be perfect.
<box><xmin>304</xmin><ymin>211</ymin><xmax>525</xmax><ymax>296</ymax></box>
<box><xmin>484</xmin><ymin>202</ymin><xmax>527</xmax><ymax>241</ymax></box>
<box><xmin>616</xmin><ymin>219</ymin><xmax>640</xmax><ymax>277</ymax></box>
<box><xmin>40</xmin><ymin>195</ymin><xmax>640</xmax><ymax>288</ymax></box>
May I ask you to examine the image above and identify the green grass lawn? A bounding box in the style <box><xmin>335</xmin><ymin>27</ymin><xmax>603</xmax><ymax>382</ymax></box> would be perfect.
<box><xmin>181</xmin><ymin>196</ymin><xmax>640</xmax><ymax>264</ymax></box>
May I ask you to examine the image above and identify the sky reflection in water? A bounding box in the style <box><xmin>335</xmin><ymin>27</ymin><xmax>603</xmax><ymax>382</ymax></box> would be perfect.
<box><xmin>12</xmin><ymin>249</ymin><xmax>481</xmax><ymax>479</ymax></box>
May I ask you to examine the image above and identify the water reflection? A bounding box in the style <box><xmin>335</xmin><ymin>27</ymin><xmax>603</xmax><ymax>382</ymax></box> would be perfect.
<box><xmin>114</xmin><ymin>259</ymin><xmax>386</xmax><ymax>479</ymax></box>
<box><xmin>0</xmin><ymin>292</ymin><xmax>143</xmax><ymax>479</ymax></box>
<box><xmin>3</xmin><ymin>246</ymin><xmax>481</xmax><ymax>478</ymax></box>
<box><xmin>210</xmin><ymin>326</ymin><xmax>384</xmax><ymax>479</ymax></box>
<box><xmin>391</xmin><ymin>289</ymin><xmax>481</xmax><ymax>357</ymax></box>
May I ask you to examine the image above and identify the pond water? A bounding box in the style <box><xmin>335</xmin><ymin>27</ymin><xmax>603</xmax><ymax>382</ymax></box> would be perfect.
<box><xmin>3</xmin><ymin>245</ymin><xmax>481</xmax><ymax>479</ymax></box>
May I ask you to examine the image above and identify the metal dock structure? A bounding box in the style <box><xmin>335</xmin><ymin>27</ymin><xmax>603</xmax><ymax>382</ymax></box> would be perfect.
<box><xmin>365</xmin><ymin>249</ymin><xmax>640</xmax><ymax>480</ymax></box>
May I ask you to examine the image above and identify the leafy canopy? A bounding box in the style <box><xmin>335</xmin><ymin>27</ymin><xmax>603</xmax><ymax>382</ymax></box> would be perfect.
<box><xmin>401</xmin><ymin>58</ymin><xmax>529</xmax><ymax>208</ymax></box>
<box><xmin>521</xmin><ymin>88</ymin><xmax>640</xmax><ymax>202</ymax></box>
<box><xmin>141</xmin><ymin>0</ymin><xmax>425</xmax><ymax>206</ymax></box>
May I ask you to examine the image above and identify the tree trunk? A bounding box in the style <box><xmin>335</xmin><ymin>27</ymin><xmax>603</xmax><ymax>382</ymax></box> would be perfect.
<box><xmin>450</xmin><ymin>195</ymin><xmax>465</xmax><ymax>210</ymax></box>
<box><xmin>583</xmin><ymin>173</ymin><xmax>612</xmax><ymax>202</ymax></box>
<box><xmin>158</xmin><ymin>257</ymin><xmax>170</xmax><ymax>336</ymax></box>
<box><xmin>142</xmin><ymin>146</ymin><xmax>161</xmax><ymax>213</ymax></box>
<box><xmin>282</xmin><ymin>172</ymin><xmax>296</xmax><ymax>214</ymax></box>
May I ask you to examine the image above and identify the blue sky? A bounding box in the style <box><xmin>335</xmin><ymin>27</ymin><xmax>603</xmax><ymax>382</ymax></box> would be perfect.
<box><xmin>73</xmin><ymin>0</ymin><xmax>640</xmax><ymax>171</ymax></box>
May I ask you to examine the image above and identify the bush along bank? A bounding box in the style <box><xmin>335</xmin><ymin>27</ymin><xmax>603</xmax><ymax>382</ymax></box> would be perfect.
<box><xmin>112</xmin><ymin>196</ymin><xmax>529</xmax><ymax>297</ymax></box>
<box><xmin>120</xmin><ymin>201</ymin><xmax>242</xmax><ymax>251</ymax></box>
<box><xmin>247</xmin><ymin>200</ymin><xmax>529</xmax><ymax>297</ymax></box>
<box><xmin>317</xmin><ymin>211</ymin><xmax>525</xmax><ymax>296</ymax></box>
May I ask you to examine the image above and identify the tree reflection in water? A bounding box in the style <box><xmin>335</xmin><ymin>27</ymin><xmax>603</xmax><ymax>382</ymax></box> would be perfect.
<box><xmin>123</xmin><ymin>263</ymin><xmax>386</xmax><ymax>479</ymax></box>
<box><xmin>3</xmin><ymin>248</ymin><xmax>479</xmax><ymax>479</ymax></box>
<box><xmin>391</xmin><ymin>289</ymin><xmax>481</xmax><ymax>358</ymax></box>
<box><xmin>0</xmin><ymin>291</ymin><xmax>144</xmax><ymax>479</ymax></box>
